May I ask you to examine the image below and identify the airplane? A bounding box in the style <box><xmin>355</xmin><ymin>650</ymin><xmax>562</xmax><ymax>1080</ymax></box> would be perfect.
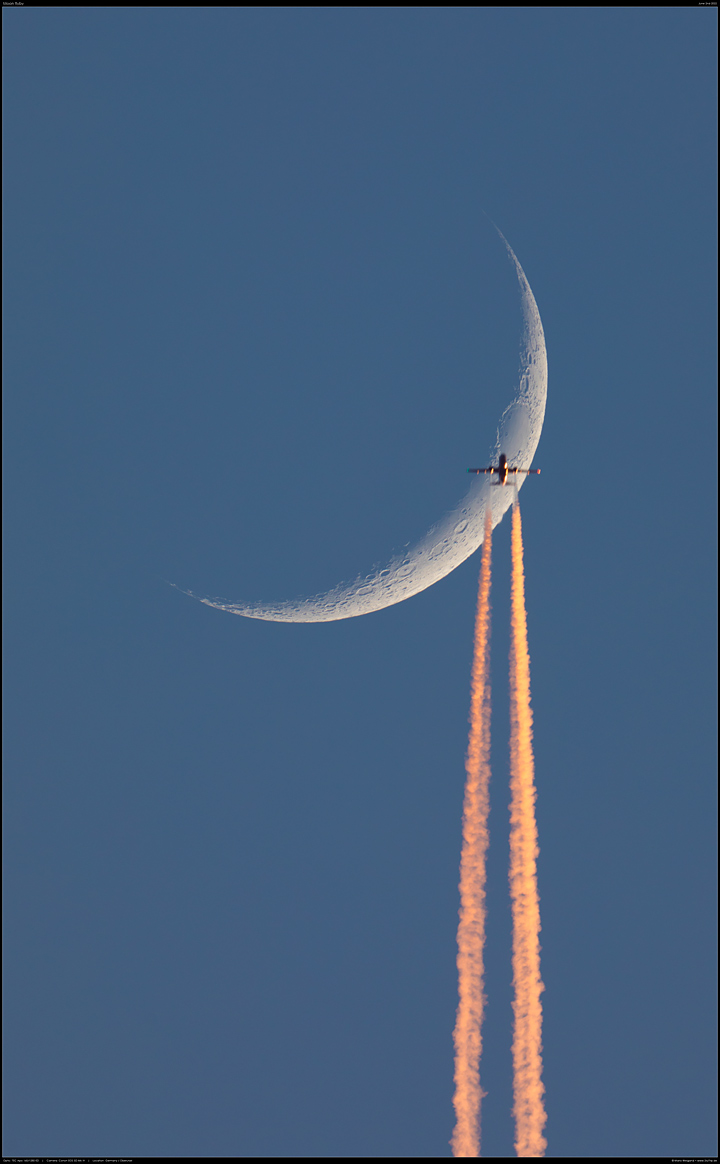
<box><xmin>467</xmin><ymin>453</ymin><xmax>541</xmax><ymax>486</ymax></box>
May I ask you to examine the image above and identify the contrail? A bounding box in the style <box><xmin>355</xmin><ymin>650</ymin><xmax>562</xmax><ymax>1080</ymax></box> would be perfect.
<box><xmin>451</xmin><ymin>507</ymin><xmax>493</xmax><ymax>1158</ymax></box>
<box><xmin>508</xmin><ymin>499</ymin><xmax>547</xmax><ymax>1157</ymax></box>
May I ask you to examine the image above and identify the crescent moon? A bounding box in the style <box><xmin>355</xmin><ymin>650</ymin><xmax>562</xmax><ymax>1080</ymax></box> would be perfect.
<box><xmin>184</xmin><ymin>233</ymin><xmax>547</xmax><ymax>623</ymax></box>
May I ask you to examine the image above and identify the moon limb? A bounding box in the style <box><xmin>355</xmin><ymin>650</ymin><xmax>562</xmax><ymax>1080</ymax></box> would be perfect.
<box><xmin>188</xmin><ymin>235</ymin><xmax>547</xmax><ymax>624</ymax></box>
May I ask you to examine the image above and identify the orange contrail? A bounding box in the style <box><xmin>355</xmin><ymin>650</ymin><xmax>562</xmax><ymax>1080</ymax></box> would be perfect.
<box><xmin>451</xmin><ymin>506</ymin><xmax>493</xmax><ymax>1158</ymax></box>
<box><xmin>508</xmin><ymin>499</ymin><xmax>547</xmax><ymax>1157</ymax></box>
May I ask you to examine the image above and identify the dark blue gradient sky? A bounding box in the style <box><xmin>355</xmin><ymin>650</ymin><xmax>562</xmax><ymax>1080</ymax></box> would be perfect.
<box><xmin>4</xmin><ymin>9</ymin><xmax>716</xmax><ymax>1158</ymax></box>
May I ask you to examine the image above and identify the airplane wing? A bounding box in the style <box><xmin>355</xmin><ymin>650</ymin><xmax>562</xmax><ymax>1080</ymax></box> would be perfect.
<box><xmin>467</xmin><ymin>468</ymin><xmax>498</xmax><ymax>474</ymax></box>
<box><xmin>509</xmin><ymin>468</ymin><xmax>541</xmax><ymax>475</ymax></box>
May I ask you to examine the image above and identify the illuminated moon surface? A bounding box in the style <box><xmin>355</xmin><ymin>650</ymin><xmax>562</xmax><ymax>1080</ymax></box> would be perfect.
<box><xmin>185</xmin><ymin>235</ymin><xmax>547</xmax><ymax>623</ymax></box>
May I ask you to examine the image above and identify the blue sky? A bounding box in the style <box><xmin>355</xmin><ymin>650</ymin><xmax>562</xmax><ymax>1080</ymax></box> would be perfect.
<box><xmin>4</xmin><ymin>8</ymin><xmax>716</xmax><ymax>1158</ymax></box>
